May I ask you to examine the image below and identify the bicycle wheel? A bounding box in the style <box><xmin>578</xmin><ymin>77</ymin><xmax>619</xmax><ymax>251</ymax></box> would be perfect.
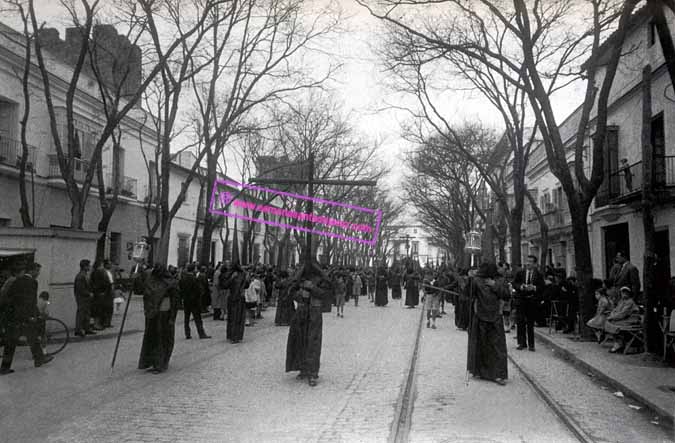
<box><xmin>42</xmin><ymin>317</ymin><xmax>69</xmax><ymax>356</ymax></box>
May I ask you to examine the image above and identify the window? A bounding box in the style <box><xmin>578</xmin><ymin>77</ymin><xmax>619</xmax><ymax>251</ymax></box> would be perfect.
<box><xmin>109</xmin><ymin>232</ymin><xmax>121</xmax><ymax>265</ymax></box>
<box><xmin>0</xmin><ymin>218</ymin><xmax>10</xmax><ymax>227</ymax></box>
<box><xmin>196</xmin><ymin>238</ymin><xmax>203</xmax><ymax>263</ymax></box>
<box><xmin>411</xmin><ymin>241</ymin><xmax>419</xmax><ymax>256</ymax></box>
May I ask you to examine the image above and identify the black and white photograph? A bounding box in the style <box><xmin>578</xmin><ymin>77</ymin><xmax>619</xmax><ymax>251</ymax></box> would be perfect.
<box><xmin>0</xmin><ymin>0</ymin><xmax>674</xmax><ymax>442</ymax></box>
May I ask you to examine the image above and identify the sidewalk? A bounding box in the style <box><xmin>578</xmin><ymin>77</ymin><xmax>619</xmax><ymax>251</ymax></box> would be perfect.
<box><xmin>534</xmin><ymin>327</ymin><xmax>675</xmax><ymax>424</ymax></box>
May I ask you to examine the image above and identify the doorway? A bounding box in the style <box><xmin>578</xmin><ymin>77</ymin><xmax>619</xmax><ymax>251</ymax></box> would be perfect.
<box><xmin>603</xmin><ymin>222</ymin><xmax>630</xmax><ymax>279</ymax></box>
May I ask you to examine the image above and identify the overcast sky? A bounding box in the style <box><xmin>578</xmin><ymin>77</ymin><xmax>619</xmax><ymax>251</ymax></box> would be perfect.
<box><xmin>17</xmin><ymin>0</ymin><xmax>588</xmax><ymax>213</ymax></box>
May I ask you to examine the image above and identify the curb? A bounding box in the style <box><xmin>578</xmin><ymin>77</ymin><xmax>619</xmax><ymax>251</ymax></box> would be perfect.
<box><xmin>535</xmin><ymin>330</ymin><xmax>674</xmax><ymax>426</ymax></box>
<box><xmin>508</xmin><ymin>354</ymin><xmax>593</xmax><ymax>443</ymax></box>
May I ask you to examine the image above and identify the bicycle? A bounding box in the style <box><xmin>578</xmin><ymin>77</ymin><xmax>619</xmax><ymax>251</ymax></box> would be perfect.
<box><xmin>39</xmin><ymin>317</ymin><xmax>70</xmax><ymax>356</ymax></box>
<box><xmin>0</xmin><ymin>316</ymin><xmax>69</xmax><ymax>357</ymax></box>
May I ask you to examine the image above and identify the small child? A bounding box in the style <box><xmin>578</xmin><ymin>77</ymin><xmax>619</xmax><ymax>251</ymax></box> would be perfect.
<box><xmin>113</xmin><ymin>284</ymin><xmax>126</xmax><ymax>314</ymax></box>
<box><xmin>37</xmin><ymin>291</ymin><xmax>50</xmax><ymax>318</ymax></box>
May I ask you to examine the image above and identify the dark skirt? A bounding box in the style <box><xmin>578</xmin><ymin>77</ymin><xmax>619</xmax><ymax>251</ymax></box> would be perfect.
<box><xmin>275</xmin><ymin>297</ymin><xmax>295</xmax><ymax>326</ymax></box>
<box><xmin>454</xmin><ymin>295</ymin><xmax>471</xmax><ymax>329</ymax></box>
<box><xmin>375</xmin><ymin>285</ymin><xmax>388</xmax><ymax>306</ymax></box>
<box><xmin>138</xmin><ymin>311</ymin><xmax>175</xmax><ymax>371</ymax></box>
<box><xmin>405</xmin><ymin>285</ymin><xmax>419</xmax><ymax>307</ymax></box>
<box><xmin>391</xmin><ymin>285</ymin><xmax>402</xmax><ymax>299</ymax></box>
<box><xmin>467</xmin><ymin>316</ymin><xmax>508</xmax><ymax>381</ymax></box>
<box><xmin>227</xmin><ymin>297</ymin><xmax>246</xmax><ymax>342</ymax></box>
<box><xmin>286</xmin><ymin>305</ymin><xmax>323</xmax><ymax>377</ymax></box>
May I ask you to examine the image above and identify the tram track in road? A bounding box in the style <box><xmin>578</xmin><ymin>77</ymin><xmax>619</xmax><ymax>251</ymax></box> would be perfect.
<box><xmin>507</xmin><ymin>354</ymin><xmax>594</xmax><ymax>443</ymax></box>
<box><xmin>389</xmin><ymin>306</ymin><xmax>425</xmax><ymax>443</ymax></box>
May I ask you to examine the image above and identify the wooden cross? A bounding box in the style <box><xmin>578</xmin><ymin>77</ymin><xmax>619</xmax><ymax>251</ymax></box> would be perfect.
<box><xmin>250</xmin><ymin>153</ymin><xmax>377</xmax><ymax>265</ymax></box>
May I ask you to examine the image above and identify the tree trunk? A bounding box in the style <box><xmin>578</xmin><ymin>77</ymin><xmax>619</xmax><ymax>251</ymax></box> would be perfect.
<box><xmin>156</xmin><ymin>223</ymin><xmax>172</xmax><ymax>267</ymax></box>
<box><xmin>641</xmin><ymin>64</ymin><xmax>660</xmax><ymax>353</ymax></box>
<box><xmin>190</xmin><ymin>180</ymin><xmax>205</xmax><ymax>263</ymax></box>
<box><xmin>95</xmin><ymin>208</ymin><xmax>115</xmax><ymax>262</ymax></box>
<box><xmin>199</xmin><ymin>156</ymin><xmax>217</xmax><ymax>265</ymax></box>
<box><xmin>569</xmin><ymin>199</ymin><xmax>596</xmax><ymax>340</ymax></box>
<box><xmin>18</xmin><ymin>23</ymin><xmax>33</xmax><ymax>227</ymax></box>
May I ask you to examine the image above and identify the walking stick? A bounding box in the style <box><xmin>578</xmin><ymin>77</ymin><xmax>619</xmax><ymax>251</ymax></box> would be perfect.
<box><xmin>111</xmin><ymin>263</ymin><xmax>138</xmax><ymax>374</ymax></box>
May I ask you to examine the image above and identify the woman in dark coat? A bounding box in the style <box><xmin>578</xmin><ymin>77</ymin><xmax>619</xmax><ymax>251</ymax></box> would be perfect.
<box><xmin>223</xmin><ymin>264</ymin><xmax>246</xmax><ymax>343</ymax></box>
<box><xmin>286</xmin><ymin>263</ymin><xmax>330</xmax><ymax>387</ymax></box>
<box><xmin>404</xmin><ymin>269</ymin><xmax>420</xmax><ymax>308</ymax></box>
<box><xmin>138</xmin><ymin>265</ymin><xmax>179</xmax><ymax>374</ymax></box>
<box><xmin>375</xmin><ymin>266</ymin><xmax>389</xmax><ymax>306</ymax></box>
<box><xmin>274</xmin><ymin>271</ymin><xmax>294</xmax><ymax>326</ymax></box>
<box><xmin>467</xmin><ymin>263</ymin><xmax>508</xmax><ymax>385</ymax></box>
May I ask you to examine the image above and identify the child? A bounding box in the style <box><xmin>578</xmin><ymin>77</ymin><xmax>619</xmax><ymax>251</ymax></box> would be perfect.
<box><xmin>37</xmin><ymin>291</ymin><xmax>50</xmax><ymax>318</ymax></box>
<box><xmin>113</xmin><ymin>284</ymin><xmax>126</xmax><ymax>314</ymax></box>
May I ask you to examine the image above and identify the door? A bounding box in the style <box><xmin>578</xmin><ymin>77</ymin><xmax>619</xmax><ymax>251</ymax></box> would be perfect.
<box><xmin>603</xmin><ymin>223</ymin><xmax>630</xmax><ymax>278</ymax></box>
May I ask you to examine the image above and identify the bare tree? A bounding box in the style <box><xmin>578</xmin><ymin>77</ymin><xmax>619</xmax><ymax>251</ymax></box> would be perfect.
<box><xmin>190</xmin><ymin>0</ymin><xmax>341</xmax><ymax>266</ymax></box>
<box><xmin>361</xmin><ymin>0</ymin><xmax>641</xmax><ymax>337</ymax></box>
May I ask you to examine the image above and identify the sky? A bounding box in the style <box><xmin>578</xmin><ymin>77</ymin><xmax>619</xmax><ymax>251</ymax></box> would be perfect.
<box><xmin>15</xmin><ymin>0</ymin><xmax>589</xmax><ymax>215</ymax></box>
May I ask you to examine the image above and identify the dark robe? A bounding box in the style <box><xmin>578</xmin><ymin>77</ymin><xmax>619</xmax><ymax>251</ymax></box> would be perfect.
<box><xmin>286</xmin><ymin>275</ymin><xmax>328</xmax><ymax>377</ymax></box>
<box><xmin>274</xmin><ymin>279</ymin><xmax>295</xmax><ymax>326</ymax></box>
<box><xmin>222</xmin><ymin>270</ymin><xmax>246</xmax><ymax>342</ymax></box>
<box><xmin>466</xmin><ymin>277</ymin><xmax>508</xmax><ymax>381</ymax></box>
<box><xmin>389</xmin><ymin>272</ymin><xmax>402</xmax><ymax>299</ymax></box>
<box><xmin>138</xmin><ymin>272</ymin><xmax>178</xmax><ymax>371</ymax></box>
<box><xmin>455</xmin><ymin>276</ymin><xmax>471</xmax><ymax>330</ymax></box>
<box><xmin>360</xmin><ymin>273</ymin><xmax>368</xmax><ymax>296</ymax></box>
<box><xmin>404</xmin><ymin>272</ymin><xmax>420</xmax><ymax>307</ymax></box>
<box><xmin>375</xmin><ymin>270</ymin><xmax>389</xmax><ymax>306</ymax></box>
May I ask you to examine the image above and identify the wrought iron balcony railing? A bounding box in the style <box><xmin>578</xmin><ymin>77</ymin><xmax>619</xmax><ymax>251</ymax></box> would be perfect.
<box><xmin>48</xmin><ymin>154</ymin><xmax>96</xmax><ymax>184</ymax></box>
<box><xmin>106</xmin><ymin>173</ymin><xmax>138</xmax><ymax>199</ymax></box>
<box><xmin>0</xmin><ymin>136</ymin><xmax>37</xmax><ymax>170</ymax></box>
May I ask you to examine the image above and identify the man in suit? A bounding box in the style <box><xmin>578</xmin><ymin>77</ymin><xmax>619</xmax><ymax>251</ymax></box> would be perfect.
<box><xmin>512</xmin><ymin>255</ymin><xmax>544</xmax><ymax>351</ymax></box>
<box><xmin>1</xmin><ymin>263</ymin><xmax>53</xmax><ymax>374</ymax></box>
<box><xmin>196</xmin><ymin>265</ymin><xmax>210</xmax><ymax>314</ymax></box>
<box><xmin>612</xmin><ymin>252</ymin><xmax>640</xmax><ymax>300</ymax></box>
<box><xmin>74</xmin><ymin>259</ymin><xmax>96</xmax><ymax>337</ymax></box>
<box><xmin>179</xmin><ymin>264</ymin><xmax>211</xmax><ymax>340</ymax></box>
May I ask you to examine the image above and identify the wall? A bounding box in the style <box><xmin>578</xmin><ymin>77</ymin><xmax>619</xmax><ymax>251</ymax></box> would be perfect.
<box><xmin>0</xmin><ymin>227</ymin><xmax>99</xmax><ymax>329</ymax></box>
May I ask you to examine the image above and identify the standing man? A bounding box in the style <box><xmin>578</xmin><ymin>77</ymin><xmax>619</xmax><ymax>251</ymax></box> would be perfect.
<box><xmin>178</xmin><ymin>264</ymin><xmax>211</xmax><ymax>340</ymax></box>
<box><xmin>102</xmin><ymin>260</ymin><xmax>115</xmax><ymax>328</ymax></box>
<box><xmin>196</xmin><ymin>265</ymin><xmax>210</xmax><ymax>315</ymax></box>
<box><xmin>611</xmin><ymin>252</ymin><xmax>641</xmax><ymax>301</ymax></box>
<box><xmin>352</xmin><ymin>270</ymin><xmax>362</xmax><ymax>307</ymax></box>
<box><xmin>1</xmin><ymin>263</ymin><xmax>53</xmax><ymax>375</ymax></box>
<box><xmin>74</xmin><ymin>259</ymin><xmax>95</xmax><ymax>337</ymax></box>
<box><xmin>512</xmin><ymin>255</ymin><xmax>544</xmax><ymax>351</ymax></box>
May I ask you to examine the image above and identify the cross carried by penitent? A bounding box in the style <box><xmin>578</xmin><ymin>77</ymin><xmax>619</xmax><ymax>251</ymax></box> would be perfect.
<box><xmin>249</xmin><ymin>152</ymin><xmax>378</xmax><ymax>271</ymax></box>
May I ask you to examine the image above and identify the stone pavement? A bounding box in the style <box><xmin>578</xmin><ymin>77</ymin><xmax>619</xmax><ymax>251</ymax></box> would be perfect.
<box><xmin>1</xmin><ymin>294</ymin><xmax>421</xmax><ymax>443</ymax></box>
<box><xmin>534</xmin><ymin>327</ymin><xmax>675</xmax><ymax>425</ymax></box>
<box><xmin>508</xmin><ymin>329</ymin><xmax>674</xmax><ymax>442</ymax></box>
<box><xmin>408</xmin><ymin>312</ymin><xmax>578</xmax><ymax>443</ymax></box>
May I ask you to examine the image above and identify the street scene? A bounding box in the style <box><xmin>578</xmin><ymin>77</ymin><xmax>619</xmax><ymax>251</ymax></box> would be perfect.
<box><xmin>1</xmin><ymin>0</ymin><xmax>675</xmax><ymax>442</ymax></box>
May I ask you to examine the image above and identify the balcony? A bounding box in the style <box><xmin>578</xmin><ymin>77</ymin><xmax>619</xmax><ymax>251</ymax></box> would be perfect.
<box><xmin>48</xmin><ymin>154</ymin><xmax>97</xmax><ymax>183</ymax></box>
<box><xmin>106</xmin><ymin>173</ymin><xmax>138</xmax><ymax>200</ymax></box>
<box><xmin>596</xmin><ymin>156</ymin><xmax>675</xmax><ymax>207</ymax></box>
<box><xmin>0</xmin><ymin>136</ymin><xmax>37</xmax><ymax>170</ymax></box>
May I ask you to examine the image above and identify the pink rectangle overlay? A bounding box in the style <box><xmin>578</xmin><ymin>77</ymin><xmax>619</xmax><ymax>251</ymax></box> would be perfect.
<box><xmin>208</xmin><ymin>179</ymin><xmax>382</xmax><ymax>246</ymax></box>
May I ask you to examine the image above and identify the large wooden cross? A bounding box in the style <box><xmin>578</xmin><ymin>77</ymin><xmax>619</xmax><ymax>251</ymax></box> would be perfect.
<box><xmin>250</xmin><ymin>153</ymin><xmax>377</xmax><ymax>265</ymax></box>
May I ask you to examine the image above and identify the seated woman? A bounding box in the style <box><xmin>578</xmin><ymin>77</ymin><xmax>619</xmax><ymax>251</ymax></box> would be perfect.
<box><xmin>586</xmin><ymin>279</ymin><xmax>612</xmax><ymax>342</ymax></box>
<box><xmin>604</xmin><ymin>286</ymin><xmax>641</xmax><ymax>353</ymax></box>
